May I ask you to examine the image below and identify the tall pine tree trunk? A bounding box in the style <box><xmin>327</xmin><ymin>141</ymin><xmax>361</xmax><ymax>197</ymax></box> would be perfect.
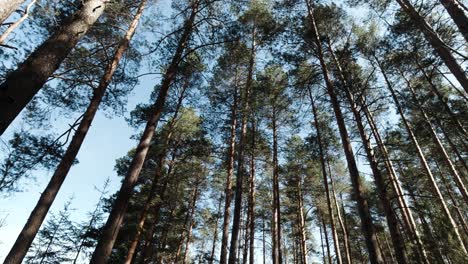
<box><xmin>0</xmin><ymin>0</ymin><xmax>25</xmax><ymax>24</ymax></box>
<box><xmin>438</xmin><ymin>0</ymin><xmax>468</xmax><ymax>41</ymax></box>
<box><xmin>2</xmin><ymin>2</ymin><xmax>146</xmax><ymax>263</ymax></box>
<box><xmin>401</xmin><ymin>72</ymin><xmax>468</xmax><ymax>205</ymax></box>
<box><xmin>0</xmin><ymin>0</ymin><xmax>107</xmax><ymax>135</ymax></box>
<box><xmin>228</xmin><ymin>22</ymin><xmax>256</xmax><ymax>264</ymax></box>
<box><xmin>328</xmin><ymin>164</ymin><xmax>352</xmax><ymax>264</ymax></box>
<box><xmin>308</xmin><ymin>88</ymin><xmax>342</xmax><ymax>264</ymax></box>
<box><xmin>220</xmin><ymin>76</ymin><xmax>239</xmax><ymax>264</ymax></box>
<box><xmin>377</xmin><ymin>58</ymin><xmax>468</xmax><ymax>254</ymax></box>
<box><xmin>90</xmin><ymin>2</ymin><xmax>199</xmax><ymax>262</ymax></box>
<box><xmin>271</xmin><ymin>110</ymin><xmax>283</xmax><ymax>264</ymax></box>
<box><xmin>248</xmin><ymin>118</ymin><xmax>256</xmax><ymax>264</ymax></box>
<box><xmin>124</xmin><ymin>76</ymin><xmax>187</xmax><ymax>264</ymax></box>
<box><xmin>304</xmin><ymin>2</ymin><xmax>384</xmax><ymax>262</ymax></box>
<box><xmin>326</xmin><ymin>42</ymin><xmax>408</xmax><ymax>264</ymax></box>
<box><xmin>394</xmin><ymin>0</ymin><xmax>468</xmax><ymax>93</ymax></box>
<box><xmin>209</xmin><ymin>196</ymin><xmax>223</xmax><ymax>264</ymax></box>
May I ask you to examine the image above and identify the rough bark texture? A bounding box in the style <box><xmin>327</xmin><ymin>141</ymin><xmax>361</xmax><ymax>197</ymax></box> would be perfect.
<box><xmin>438</xmin><ymin>0</ymin><xmax>468</xmax><ymax>42</ymax></box>
<box><xmin>395</xmin><ymin>0</ymin><xmax>468</xmax><ymax>93</ymax></box>
<box><xmin>220</xmin><ymin>80</ymin><xmax>239</xmax><ymax>264</ymax></box>
<box><xmin>304</xmin><ymin>1</ymin><xmax>384</xmax><ymax>263</ymax></box>
<box><xmin>1</xmin><ymin>1</ymin><xmax>145</xmax><ymax>263</ymax></box>
<box><xmin>89</xmin><ymin>2</ymin><xmax>199</xmax><ymax>262</ymax></box>
<box><xmin>0</xmin><ymin>0</ymin><xmax>107</xmax><ymax>135</ymax></box>
<box><xmin>0</xmin><ymin>0</ymin><xmax>25</xmax><ymax>25</ymax></box>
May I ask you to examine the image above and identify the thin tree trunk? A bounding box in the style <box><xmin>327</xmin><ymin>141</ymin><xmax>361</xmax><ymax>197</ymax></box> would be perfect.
<box><xmin>394</xmin><ymin>0</ymin><xmax>468</xmax><ymax>93</ymax></box>
<box><xmin>271</xmin><ymin>110</ymin><xmax>283</xmax><ymax>264</ymax></box>
<box><xmin>248</xmin><ymin>118</ymin><xmax>256</xmax><ymax>264</ymax></box>
<box><xmin>438</xmin><ymin>0</ymin><xmax>468</xmax><ymax>41</ymax></box>
<box><xmin>304</xmin><ymin>2</ymin><xmax>384</xmax><ymax>262</ymax></box>
<box><xmin>2</xmin><ymin>2</ymin><xmax>145</xmax><ymax>263</ymax></box>
<box><xmin>402</xmin><ymin>72</ymin><xmax>468</xmax><ymax>205</ymax></box>
<box><xmin>0</xmin><ymin>0</ymin><xmax>37</xmax><ymax>44</ymax></box>
<box><xmin>322</xmin><ymin>218</ymin><xmax>333</xmax><ymax>264</ymax></box>
<box><xmin>416</xmin><ymin>62</ymin><xmax>468</xmax><ymax>139</ymax></box>
<box><xmin>220</xmin><ymin>73</ymin><xmax>239</xmax><ymax>264</ymax></box>
<box><xmin>308</xmin><ymin>88</ymin><xmax>342</xmax><ymax>264</ymax></box>
<box><xmin>228</xmin><ymin>20</ymin><xmax>256</xmax><ymax>264</ymax></box>
<box><xmin>329</xmin><ymin>165</ymin><xmax>352</xmax><ymax>264</ymax></box>
<box><xmin>0</xmin><ymin>0</ymin><xmax>25</xmax><ymax>25</ymax></box>
<box><xmin>124</xmin><ymin>75</ymin><xmax>187</xmax><ymax>264</ymax></box>
<box><xmin>90</xmin><ymin>2</ymin><xmax>199</xmax><ymax>262</ymax></box>
<box><xmin>209</xmin><ymin>196</ymin><xmax>223</xmax><ymax>264</ymax></box>
<box><xmin>182</xmin><ymin>183</ymin><xmax>199</xmax><ymax>264</ymax></box>
<box><xmin>263</xmin><ymin>219</ymin><xmax>266</xmax><ymax>264</ymax></box>
<box><xmin>297</xmin><ymin>175</ymin><xmax>308</xmax><ymax>264</ymax></box>
<box><xmin>319</xmin><ymin>223</ymin><xmax>326</xmax><ymax>264</ymax></box>
<box><xmin>435</xmin><ymin>160</ymin><xmax>468</xmax><ymax>238</ymax></box>
<box><xmin>326</xmin><ymin>42</ymin><xmax>407</xmax><ymax>264</ymax></box>
<box><xmin>377</xmin><ymin>58</ymin><xmax>468</xmax><ymax>254</ymax></box>
<box><xmin>358</xmin><ymin>74</ymin><xmax>429</xmax><ymax>261</ymax></box>
<box><xmin>0</xmin><ymin>0</ymin><xmax>107</xmax><ymax>135</ymax></box>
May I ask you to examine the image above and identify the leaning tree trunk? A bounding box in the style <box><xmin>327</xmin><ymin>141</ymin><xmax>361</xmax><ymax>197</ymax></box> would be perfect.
<box><xmin>394</xmin><ymin>0</ymin><xmax>468</xmax><ymax>93</ymax></box>
<box><xmin>123</xmin><ymin>75</ymin><xmax>187</xmax><ymax>264</ymax></box>
<box><xmin>308</xmin><ymin>89</ymin><xmax>342</xmax><ymax>264</ymax></box>
<box><xmin>438</xmin><ymin>0</ymin><xmax>468</xmax><ymax>42</ymax></box>
<box><xmin>377</xmin><ymin>59</ymin><xmax>468</xmax><ymax>254</ymax></box>
<box><xmin>401</xmin><ymin>72</ymin><xmax>468</xmax><ymax>205</ymax></box>
<box><xmin>304</xmin><ymin>2</ymin><xmax>384</xmax><ymax>263</ymax></box>
<box><xmin>0</xmin><ymin>0</ymin><xmax>107</xmax><ymax>135</ymax></box>
<box><xmin>326</xmin><ymin>42</ymin><xmax>408</xmax><ymax>264</ymax></box>
<box><xmin>0</xmin><ymin>0</ymin><xmax>25</xmax><ymax>25</ymax></box>
<box><xmin>359</xmin><ymin>89</ymin><xmax>429</xmax><ymax>262</ymax></box>
<box><xmin>228</xmin><ymin>21</ymin><xmax>255</xmax><ymax>264</ymax></box>
<box><xmin>90</xmin><ymin>1</ymin><xmax>199</xmax><ymax>262</ymax></box>
<box><xmin>220</xmin><ymin>76</ymin><xmax>239</xmax><ymax>264</ymax></box>
<box><xmin>2</xmin><ymin>2</ymin><xmax>145</xmax><ymax>263</ymax></box>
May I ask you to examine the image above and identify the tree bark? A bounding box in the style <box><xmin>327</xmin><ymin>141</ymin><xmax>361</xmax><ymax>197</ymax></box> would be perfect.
<box><xmin>0</xmin><ymin>0</ymin><xmax>107</xmax><ymax>135</ymax></box>
<box><xmin>248</xmin><ymin>118</ymin><xmax>256</xmax><ymax>264</ymax></box>
<box><xmin>209</xmin><ymin>195</ymin><xmax>223</xmax><ymax>264</ymax></box>
<box><xmin>402</xmin><ymin>72</ymin><xmax>468</xmax><ymax>205</ymax></box>
<box><xmin>326</xmin><ymin>42</ymin><xmax>407</xmax><ymax>264</ymax></box>
<box><xmin>328</xmin><ymin>166</ymin><xmax>352</xmax><ymax>264</ymax></box>
<box><xmin>90</xmin><ymin>1</ymin><xmax>199</xmax><ymax>262</ymax></box>
<box><xmin>304</xmin><ymin>2</ymin><xmax>384</xmax><ymax>263</ymax></box>
<box><xmin>271</xmin><ymin>110</ymin><xmax>283</xmax><ymax>264</ymax></box>
<box><xmin>2</xmin><ymin>2</ymin><xmax>145</xmax><ymax>263</ymax></box>
<box><xmin>0</xmin><ymin>0</ymin><xmax>25</xmax><ymax>25</ymax></box>
<box><xmin>308</xmin><ymin>88</ymin><xmax>342</xmax><ymax>264</ymax></box>
<box><xmin>220</xmin><ymin>73</ymin><xmax>239</xmax><ymax>264</ymax></box>
<box><xmin>438</xmin><ymin>0</ymin><xmax>468</xmax><ymax>42</ymax></box>
<box><xmin>228</xmin><ymin>20</ymin><xmax>255</xmax><ymax>264</ymax></box>
<box><xmin>124</xmin><ymin>71</ymin><xmax>187</xmax><ymax>264</ymax></box>
<box><xmin>378</xmin><ymin>59</ymin><xmax>468</xmax><ymax>254</ymax></box>
<box><xmin>394</xmin><ymin>0</ymin><xmax>468</xmax><ymax>93</ymax></box>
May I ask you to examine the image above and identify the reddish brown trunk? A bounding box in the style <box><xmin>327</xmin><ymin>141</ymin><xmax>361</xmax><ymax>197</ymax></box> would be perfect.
<box><xmin>2</xmin><ymin>2</ymin><xmax>145</xmax><ymax>263</ymax></box>
<box><xmin>304</xmin><ymin>2</ymin><xmax>384</xmax><ymax>262</ymax></box>
<box><xmin>90</xmin><ymin>2</ymin><xmax>199</xmax><ymax>262</ymax></box>
<box><xmin>220</xmin><ymin>75</ymin><xmax>239</xmax><ymax>264</ymax></box>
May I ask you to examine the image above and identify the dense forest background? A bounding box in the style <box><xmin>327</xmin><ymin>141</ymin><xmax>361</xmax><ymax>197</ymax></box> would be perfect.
<box><xmin>0</xmin><ymin>0</ymin><xmax>466</xmax><ymax>263</ymax></box>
